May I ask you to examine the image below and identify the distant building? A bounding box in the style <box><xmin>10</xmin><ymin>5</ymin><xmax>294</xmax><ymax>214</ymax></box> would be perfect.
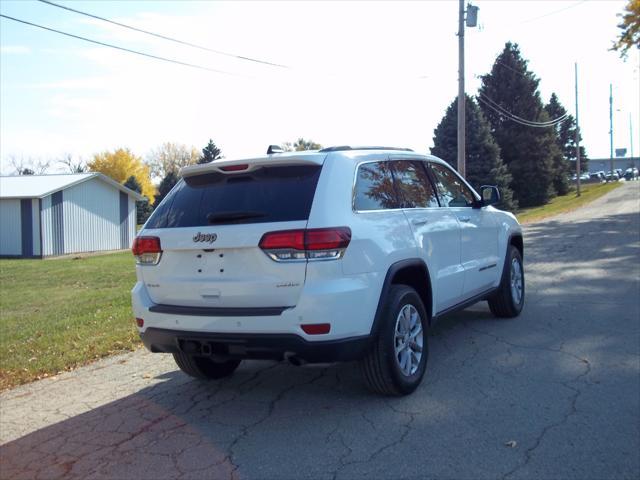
<box><xmin>580</xmin><ymin>156</ymin><xmax>640</xmax><ymax>174</ymax></box>
<box><xmin>0</xmin><ymin>173</ymin><xmax>143</xmax><ymax>258</ymax></box>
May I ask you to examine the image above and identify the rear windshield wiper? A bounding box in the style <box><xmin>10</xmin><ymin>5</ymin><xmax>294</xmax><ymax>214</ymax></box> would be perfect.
<box><xmin>207</xmin><ymin>211</ymin><xmax>266</xmax><ymax>224</ymax></box>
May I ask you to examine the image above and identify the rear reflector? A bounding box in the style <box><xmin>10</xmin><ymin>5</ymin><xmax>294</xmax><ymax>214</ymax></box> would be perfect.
<box><xmin>135</xmin><ymin>317</ymin><xmax>144</xmax><ymax>327</ymax></box>
<box><xmin>132</xmin><ymin>236</ymin><xmax>162</xmax><ymax>265</ymax></box>
<box><xmin>259</xmin><ymin>227</ymin><xmax>351</xmax><ymax>262</ymax></box>
<box><xmin>301</xmin><ymin>323</ymin><xmax>331</xmax><ymax>335</ymax></box>
<box><xmin>220</xmin><ymin>164</ymin><xmax>249</xmax><ymax>172</ymax></box>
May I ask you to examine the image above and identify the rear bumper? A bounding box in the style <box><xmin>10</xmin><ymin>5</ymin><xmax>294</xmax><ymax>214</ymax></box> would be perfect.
<box><xmin>140</xmin><ymin>327</ymin><xmax>372</xmax><ymax>362</ymax></box>
<box><xmin>131</xmin><ymin>273</ymin><xmax>383</xmax><ymax>341</ymax></box>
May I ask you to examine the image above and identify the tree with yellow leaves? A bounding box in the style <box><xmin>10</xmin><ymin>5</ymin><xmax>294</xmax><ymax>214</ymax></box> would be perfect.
<box><xmin>88</xmin><ymin>148</ymin><xmax>155</xmax><ymax>204</ymax></box>
<box><xmin>612</xmin><ymin>0</ymin><xmax>639</xmax><ymax>58</ymax></box>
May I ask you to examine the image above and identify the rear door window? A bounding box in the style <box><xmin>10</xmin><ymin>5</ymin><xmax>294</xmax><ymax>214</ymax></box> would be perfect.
<box><xmin>354</xmin><ymin>161</ymin><xmax>402</xmax><ymax>211</ymax></box>
<box><xmin>146</xmin><ymin>165</ymin><xmax>321</xmax><ymax>228</ymax></box>
<box><xmin>391</xmin><ymin>160</ymin><xmax>439</xmax><ymax>208</ymax></box>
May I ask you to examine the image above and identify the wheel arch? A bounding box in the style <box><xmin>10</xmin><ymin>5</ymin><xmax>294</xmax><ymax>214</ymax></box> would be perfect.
<box><xmin>509</xmin><ymin>233</ymin><xmax>524</xmax><ymax>259</ymax></box>
<box><xmin>370</xmin><ymin>258</ymin><xmax>433</xmax><ymax>337</ymax></box>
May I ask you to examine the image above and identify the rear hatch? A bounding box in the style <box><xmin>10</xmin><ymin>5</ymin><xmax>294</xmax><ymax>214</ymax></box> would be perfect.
<box><xmin>140</xmin><ymin>157</ymin><xmax>324</xmax><ymax>309</ymax></box>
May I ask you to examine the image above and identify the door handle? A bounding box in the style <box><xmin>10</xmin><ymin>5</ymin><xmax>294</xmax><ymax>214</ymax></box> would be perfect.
<box><xmin>459</xmin><ymin>216</ymin><xmax>471</xmax><ymax>223</ymax></box>
<box><xmin>412</xmin><ymin>219</ymin><xmax>428</xmax><ymax>226</ymax></box>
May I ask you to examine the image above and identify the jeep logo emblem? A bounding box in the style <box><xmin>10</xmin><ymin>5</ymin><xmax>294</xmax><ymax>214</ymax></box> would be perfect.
<box><xmin>193</xmin><ymin>232</ymin><xmax>217</xmax><ymax>243</ymax></box>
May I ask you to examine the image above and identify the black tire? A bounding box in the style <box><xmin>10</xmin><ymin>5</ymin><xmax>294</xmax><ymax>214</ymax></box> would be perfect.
<box><xmin>173</xmin><ymin>352</ymin><xmax>241</xmax><ymax>380</ymax></box>
<box><xmin>488</xmin><ymin>245</ymin><xmax>525</xmax><ymax>318</ymax></box>
<box><xmin>360</xmin><ymin>285</ymin><xmax>429</xmax><ymax>396</ymax></box>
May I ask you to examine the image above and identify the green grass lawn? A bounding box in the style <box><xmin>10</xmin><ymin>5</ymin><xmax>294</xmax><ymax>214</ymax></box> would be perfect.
<box><xmin>516</xmin><ymin>181</ymin><xmax>624</xmax><ymax>224</ymax></box>
<box><xmin>0</xmin><ymin>252</ymin><xmax>140</xmax><ymax>390</ymax></box>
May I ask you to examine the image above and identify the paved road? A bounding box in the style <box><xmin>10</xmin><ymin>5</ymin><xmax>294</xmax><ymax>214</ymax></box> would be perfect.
<box><xmin>1</xmin><ymin>182</ymin><xmax>638</xmax><ymax>480</ymax></box>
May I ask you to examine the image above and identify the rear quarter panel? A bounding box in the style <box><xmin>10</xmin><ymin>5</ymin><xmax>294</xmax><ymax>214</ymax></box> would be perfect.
<box><xmin>306</xmin><ymin>152</ymin><xmax>418</xmax><ymax>276</ymax></box>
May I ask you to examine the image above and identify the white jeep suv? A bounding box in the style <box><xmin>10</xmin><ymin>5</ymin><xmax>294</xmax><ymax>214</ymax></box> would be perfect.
<box><xmin>132</xmin><ymin>146</ymin><xmax>524</xmax><ymax>395</ymax></box>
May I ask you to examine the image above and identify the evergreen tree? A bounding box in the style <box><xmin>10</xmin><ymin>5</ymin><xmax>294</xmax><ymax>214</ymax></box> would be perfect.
<box><xmin>431</xmin><ymin>95</ymin><xmax>516</xmax><ymax>210</ymax></box>
<box><xmin>198</xmin><ymin>139</ymin><xmax>223</xmax><ymax>164</ymax></box>
<box><xmin>123</xmin><ymin>175</ymin><xmax>142</xmax><ymax>192</ymax></box>
<box><xmin>545</xmin><ymin>93</ymin><xmax>589</xmax><ymax>181</ymax></box>
<box><xmin>154</xmin><ymin>171</ymin><xmax>179</xmax><ymax>208</ymax></box>
<box><xmin>478</xmin><ymin>42</ymin><xmax>559</xmax><ymax>207</ymax></box>
<box><xmin>124</xmin><ymin>175</ymin><xmax>153</xmax><ymax>224</ymax></box>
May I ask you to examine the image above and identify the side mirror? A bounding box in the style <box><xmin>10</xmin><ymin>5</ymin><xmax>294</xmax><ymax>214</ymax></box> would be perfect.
<box><xmin>480</xmin><ymin>185</ymin><xmax>500</xmax><ymax>206</ymax></box>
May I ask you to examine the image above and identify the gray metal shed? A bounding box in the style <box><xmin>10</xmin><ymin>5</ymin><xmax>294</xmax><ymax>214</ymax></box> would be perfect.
<box><xmin>0</xmin><ymin>173</ymin><xmax>144</xmax><ymax>258</ymax></box>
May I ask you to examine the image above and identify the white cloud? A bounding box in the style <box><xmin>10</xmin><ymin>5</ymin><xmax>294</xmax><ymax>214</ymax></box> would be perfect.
<box><xmin>0</xmin><ymin>45</ymin><xmax>31</xmax><ymax>55</ymax></box>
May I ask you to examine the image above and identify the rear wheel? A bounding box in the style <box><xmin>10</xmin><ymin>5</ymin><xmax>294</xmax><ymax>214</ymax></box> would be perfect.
<box><xmin>360</xmin><ymin>285</ymin><xmax>429</xmax><ymax>396</ymax></box>
<box><xmin>173</xmin><ymin>352</ymin><xmax>241</xmax><ymax>379</ymax></box>
<box><xmin>488</xmin><ymin>245</ymin><xmax>525</xmax><ymax>318</ymax></box>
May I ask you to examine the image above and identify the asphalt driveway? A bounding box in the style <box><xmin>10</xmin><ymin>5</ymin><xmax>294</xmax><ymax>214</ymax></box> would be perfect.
<box><xmin>1</xmin><ymin>182</ymin><xmax>638</xmax><ymax>480</ymax></box>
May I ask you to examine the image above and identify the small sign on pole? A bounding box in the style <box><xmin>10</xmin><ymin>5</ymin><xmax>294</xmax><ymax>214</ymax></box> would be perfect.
<box><xmin>615</xmin><ymin>148</ymin><xmax>627</xmax><ymax>157</ymax></box>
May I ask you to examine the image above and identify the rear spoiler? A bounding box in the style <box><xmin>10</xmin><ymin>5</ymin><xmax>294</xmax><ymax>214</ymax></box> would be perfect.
<box><xmin>180</xmin><ymin>153</ymin><xmax>326</xmax><ymax>178</ymax></box>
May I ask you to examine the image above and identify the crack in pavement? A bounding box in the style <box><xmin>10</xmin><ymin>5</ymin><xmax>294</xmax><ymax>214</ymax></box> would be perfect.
<box><xmin>330</xmin><ymin>399</ymin><xmax>415</xmax><ymax>480</ymax></box>
<box><xmin>225</xmin><ymin>367</ymin><xmax>328</xmax><ymax>479</ymax></box>
<box><xmin>464</xmin><ymin>327</ymin><xmax>595</xmax><ymax>479</ymax></box>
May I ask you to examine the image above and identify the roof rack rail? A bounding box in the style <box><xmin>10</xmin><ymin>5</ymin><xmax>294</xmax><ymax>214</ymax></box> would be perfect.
<box><xmin>318</xmin><ymin>146</ymin><xmax>414</xmax><ymax>153</ymax></box>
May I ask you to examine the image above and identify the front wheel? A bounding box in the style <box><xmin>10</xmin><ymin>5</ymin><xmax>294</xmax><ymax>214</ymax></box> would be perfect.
<box><xmin>360</xmin><ymin>285</ymin><xmax>429</xmax><ymax>396</ymax></box>
<box><xmin>488</xmin><ymin>245</ymin><xmax>525</xmax><ymax>318</ymax></box>
<box><xmin>173</xmin><ymin>352</ymin><xmax>241</xmax><ymax>380</ymax></box>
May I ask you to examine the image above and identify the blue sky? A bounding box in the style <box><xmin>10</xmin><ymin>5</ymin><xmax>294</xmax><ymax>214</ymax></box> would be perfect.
<box><xmin>1</xmin><ymin>1</ymin><xmax>638</xmax><ymax>173</ymax></box>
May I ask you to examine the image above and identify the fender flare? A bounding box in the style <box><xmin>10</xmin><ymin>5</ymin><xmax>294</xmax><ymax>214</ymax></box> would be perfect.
<box><xmin>508</xmin><ymin>232</ymin><xmax>524</xmax><ymax>257</ymax></box>
<box><xmin>369</xmin><ymin>258</ymin><xmax>432</xmax><ymax>337</ymax></box>
<box><xmin>499</xmin><ymin>232</ymin><xmax>523</xmax><ymax>279</ymax></box>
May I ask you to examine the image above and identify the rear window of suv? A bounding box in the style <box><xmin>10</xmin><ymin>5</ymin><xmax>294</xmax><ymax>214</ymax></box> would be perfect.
<box><xmin>146</xmin><ymin>165</ymin><xmax>322</xmax><ymax>228</ymax></box>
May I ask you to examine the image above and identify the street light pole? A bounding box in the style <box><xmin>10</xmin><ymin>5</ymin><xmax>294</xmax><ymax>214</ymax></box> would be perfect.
<box><xmin>610</xmin><ymin>83</ymin><xmax>614</xmax><ymax>177</ymax></box>
<box><xmin>457</xmin><ymin>0</ymin><xmax>466</xmax><ymax>178</ymax></box>
<box><xmin>575</xmin><ymin>63</ymin><xmax>581</xmax><ymax>196</ymax></box>
<box><xmin>630</xmin><ymin>113</ymin><xmax>634</xmax><ymax>159</ymax></box>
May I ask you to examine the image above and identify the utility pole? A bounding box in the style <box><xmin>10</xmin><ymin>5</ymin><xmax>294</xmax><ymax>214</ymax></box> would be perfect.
<box><xmin>457</xmin><ymin>1</ymin><xmax>478</xmax><ymax>179</ymax></box>
<box><xmin>575</xmin><ymin>63</ymin><xmax>581</xmax><ymax>196</ymax></box>
<box><xmin>609</xmin><ymin>83</ymin><xmax>614</xmax><ymax>178</ymax></box>
<box><xmin>457</xmin><ymin>0</ymin><xmax>466</xmax><ymax>178</ymax></box>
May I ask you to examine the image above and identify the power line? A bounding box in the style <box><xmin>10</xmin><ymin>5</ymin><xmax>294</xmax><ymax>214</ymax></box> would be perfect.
<box><xmin>478</xmin><ymin>97</ymin><xmax>567</xmax><ymax>128</ymax></box>
<box><xmin>479</xmin><ymin>94</ymin><xmax>568</xmax><ymax>127</ymax></box>
<box><xmin>474</xmin><ymin>61</ymin><xmax>531</xmax><ymax>81</ymax></box>
<box><xmin>477</xmin><ymin>96</ymin><xmax>551</xmax><ymax>128</ymax></box>
<box><xmin>37</xmin><ymin>0</ymin><xmax>288</xmax><ymax>69</ymax></box>
<box><xmin>477</xmin><ymin>94</ymin><xmax>568</xmax><ymax>128</ymax></box>
<box><xmin>481</xmin><ymin>94</ymin><xmax>567</xmax><ymax>126</ymax></box>
<box><xmin>520</xmin><ymin>0</ymin><xmax>588</xmax><ymax>24</ymax></box>
<box><xmin>493</xmin><ymin>60</ymin><xmax>533</xmax><ymax>79</ymax></box>
<box><xmin>0</xmin><ymin>14</ymin><xmax>240</xmax><ymax>76</ymax></box>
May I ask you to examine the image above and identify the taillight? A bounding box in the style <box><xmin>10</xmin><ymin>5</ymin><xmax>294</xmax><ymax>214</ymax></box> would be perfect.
<box><xmin>132</xmin><ymin>236</ymin><xmax>162</xmax><ymax>265</ymax></box>
<box><xmin>259</xmin><ymin>227</ymin><xmax>351</xmax><ymax>262</ymax></box>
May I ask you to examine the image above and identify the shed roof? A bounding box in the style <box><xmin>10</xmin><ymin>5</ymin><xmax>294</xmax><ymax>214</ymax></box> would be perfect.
<box><xmin>0</xmin><ymin>173</ymin><xmax>145</xmax><ymax>201</ymax></box>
